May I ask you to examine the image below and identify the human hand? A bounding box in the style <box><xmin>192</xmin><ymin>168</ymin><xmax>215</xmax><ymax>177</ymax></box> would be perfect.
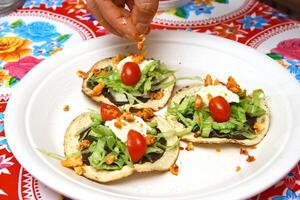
<box><xmin>87</xmin><ymin>0</ymin><xmax>159</xmax><ymax>40</ymax></box>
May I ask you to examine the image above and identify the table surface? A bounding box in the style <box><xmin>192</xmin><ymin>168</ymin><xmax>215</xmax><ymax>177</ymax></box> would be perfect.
<box><xmin>0</xmin><ymin>0</ymin><xmax>299</xmax><ymax>199</ymax></box>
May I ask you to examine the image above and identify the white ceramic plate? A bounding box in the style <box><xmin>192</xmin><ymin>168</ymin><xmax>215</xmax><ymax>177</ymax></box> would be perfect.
<box><xmin>5</xmin><ymin>31</ymin><xmax>300</xmax><ymax>200</ymax></box>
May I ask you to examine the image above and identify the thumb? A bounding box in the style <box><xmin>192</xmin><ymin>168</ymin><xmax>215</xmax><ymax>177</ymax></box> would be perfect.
<box><xmin>132</xmin><ymin>0</ymin><xmax>159</xmax><ymax>34</ymax></box>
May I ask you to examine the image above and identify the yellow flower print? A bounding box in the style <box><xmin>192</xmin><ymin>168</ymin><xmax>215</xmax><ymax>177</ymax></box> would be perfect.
<box><xmin>0</xmin><ymin>37</ymin><xmax>32</xmax><ymax>62</ymax></box>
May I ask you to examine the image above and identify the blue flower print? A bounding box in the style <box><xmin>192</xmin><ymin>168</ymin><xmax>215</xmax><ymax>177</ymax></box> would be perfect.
<box><xmin>0</xmin><ymin>113</ymin><xmax>4</xmax><ymax>132</ymax></box>
<box><xmin>14</xmin><ymin>21</ymin><xmax>60</xmax><ymax>42</ymax></box>
<box><xmin>238</xmin><ymin>15</ymin><xmax>269</xmax><ymax>30</ymax></box>
<box><xmin>0</xmin><ymin>22</ymin><xmax>10</xmax><ymax>36</ymax></box>
<box><xmin>272</xmin><ymin>188</ymin><xmax>300</xmax><ymax>200</ymax></box>
<box><xmin>0</xmin><ymin>137</ymin><xmax>11</xmax><ymax>152</ymax></box>
<box><xmin>32</xmin><ymin>35</ymin><xmax>70</xmax><ymax>57</ymax></box>
<box><xmin>23</xmin><ymin>0</ymin><xmax>43</xmax><ymax>8</ymax></box>
<box><xmin>23</xmin><ymin>0</ymin><xmax>63</xmax><ymax>9</ymax></box>
<box><xmin>286</xmin><ymin>60</ymin><xmax>300</xmax><ymax>82</ymax></box>
<box><xmin>33</xmin><ymin>44</ymin><xmax>51</xmax><ymax>57</ymax></box>
<box><xmin>43</xmin><ymin>0</ymin><xmax>64</xmax><ymax>8</ymax></box>
<box><xmin>192</xmin><ymin>4</ymin><xmax>214</xmax><ymax>15</ymax></box>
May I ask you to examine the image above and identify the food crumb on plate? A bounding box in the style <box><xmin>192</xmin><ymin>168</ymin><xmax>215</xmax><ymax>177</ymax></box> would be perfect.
<box><xmin>185</xmin><ymin>142</ymin><xmax>194</xmax><ymax>151</ymax></box>
<box><xmin>179</xmin><ymin>146</ymin><xmax>184</xmax><ymax>150</ymax></box>
<box><xmin>240</xmin><ymin>148</ymin><xmax>248</xmax><ymax>156</ymax></box>
<box><xmin>74</xmin><ymin>166</ymin><xmax>85</xmax><ymax>175</ymax></box>
<box><xmin>169</xmin><ymin>163</ymin><xmax>179</xmax><ymax>176</ymax></box>
<box><xmin>76</xmin><ymin>70</ymin><xmax>88</xmax><ymax>79</ymax></box>
<box><xmin>249</xmin><ymin>145</ymin><xmax>257</xmax><ymax>149</ymax></box>
<box><xmin>235</xmin><ymin>166</ymin><xmax>241</xmax><ymax>172</ymax></box>
<box><xmin>246</xmin><ymin>155</ymin><xmax>256</xmax><ymax>162</ymax></box>
<box><xmin>215</xmin><ymin>148</ymin><xmax>221</xmax><ymax>152</ymax></box>
<box><xmin>63</xmin><ymin>105</ymin><xmax>70</xmax><ymax>112</ymax></box>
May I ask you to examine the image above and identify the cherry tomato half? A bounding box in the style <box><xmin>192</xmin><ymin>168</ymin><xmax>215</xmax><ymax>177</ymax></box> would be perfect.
<box><xmin>121</xmin><ymin>62</ymin><xmax>141</xmax><ymax>86</ymax></box>
<box><xmin>208</xmin><ymin>96</ymin><xmax>231</xmax><ymax>122</ymax></box>
<box><xmin>127</xmin><ymin>129</ymin><xmax>147</xmax><ymax>162</ymax></box>
<box><xmin>100</xmin><ymin>102</ymin><xmax>122</xmax><ymax>121</ymax></box>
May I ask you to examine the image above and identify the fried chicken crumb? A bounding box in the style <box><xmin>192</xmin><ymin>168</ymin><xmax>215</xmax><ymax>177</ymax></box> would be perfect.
<box><xmin>185</xmin><ymin>142</ymin><xmax>194</xmax><ymax>151</ymax></box>
<box><xmin>235</xmin><ymin>166</ymin><xmax>241</xmax><ymax>172</ymax></box>
<box><xmin>179</xmin><ymin>146</ymin><xmax>184</xmax><ymax>150</ymax></box>
<box><xmin>145</xmin><ymin>135</ymin><xmax>155</xmax><ymax>145</ymax></box>
<box><xmin>246</xmin><ymin>155</ymin><xmax>256</xmax><ymax>162</ymax></box>
<box><xmin>204</xmin><ymin>74</ymin><xmax>213</xmax><ymax>86</ymax></box>
<box><xmin>76</xmin><ymin>70</ymin><xmax>88</xmax><ymax>79</ymax></box>
<box><xmin>150</xmin><ymin>89</ymin><xmax>164</xmax><ymax>100</ymax></box>
<box><xmin>61</xmin><ymin>154</ymin><xmax>83</xmax><ymax>168</ymax></box>
<box><xmin>169</xmin><ymin>164</ymin><xmax>179</xmax><ymax>176</ymax></box>
<box><xmin>240</xmin><ymin>148</ymin><xmax>249</xmax><ymax>156</ymax></box>
<box><xmin>91</xmin><ymin>82</ymin><xmax>105</xmax><ymax>96</ymax></box>
<box><xmin>135</xmin><ymin>108</ymin><xmax>154</xmax><ymax>121</ymax></box>
<box><xmin>78</xmin><ymin>140</ymin><xmax>91</xmax><ymax>150</ymax></box>
<box><xmin>63</xmin><ymin>105</ymin><xmax>70</xmax><ymax>112</ymax></box>
<box><xmin>105</xmin><ymin>155</ymin><xmax>115</xmax><ymax>165</ymax></box>
<box><xmin>114</xmin><ymin>119</ymin><xmax>125</xmax><ymax>129</ymax></box>
<box><xmin>74</xmin><ymin>166</ymin><xmax>85</xmax><ymax>175</ymax></box>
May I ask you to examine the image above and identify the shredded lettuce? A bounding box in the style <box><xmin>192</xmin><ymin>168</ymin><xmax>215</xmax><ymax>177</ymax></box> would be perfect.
<box><xmin>88</xmin><ymin>59</ymin><xmax>174</xmax><ymax>104</ymax></box>
<box><xmin>167</xmin><ymin>89</ymin><xmax>267</xmax><ymax>140</ymax></box>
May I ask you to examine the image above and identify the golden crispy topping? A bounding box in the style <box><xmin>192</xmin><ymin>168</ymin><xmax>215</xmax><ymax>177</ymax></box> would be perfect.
<box><xmin>204</xmin><ymin>74</ymin><xmax>213</xmax><ymax>86</ymax></box>
<box><xmin>74</xmin><ymin>166</ymin><xmax>85</xmax><ymax>175</ymax></box>
<box><xmin>185</xmin><ymin>142</ymin><xmax>194</xmax><ymax>151</ymax></box>
<box><xmin>235</xmin><ymin>166</ymin><xmax>241</xmax><ymax>172</ymax></box>
<box><xmin>240</xmin><ymin>148</ymin><xmax>249</xmax><ymax>156</ymax></box>
<box><xmin>105</xmin><ymin>155</ymin><xmax>115</xmax><ymax>165</ymax></box>
<box><xmin>112</xmin><ymin>54</ymin><xmax>125</xmax><ymax>64</ymax></box>
<box><xmin>253</xmin><ymin>122</ymin><xmax>264</xmax><ymax>133</ymax></box>
<box><xmin>91</xmin><ymin>81</ymin><xmax>105</xmax><ymax>96</ymax></box>
<box><xmin>169</xmin><ymin>163</ymin><xmax>179</xmax><ymax>176</ymax></box>
<box><xmin>246</xmin><ymin>155</ymin><xmax>256</xmax><ymax>162</ymax></box>
<box><xmin>122</xmin><ymin>111</ymin><xmax>135</xmax><ymax>122</ymax></box>
<box><xmin>132</xmin><ymin>51</ymin><xmax>145</xmax><ymax>64</ymax></box>
<box><xmin>145</xmin><ymin>135</ymin><xmax>155</xmax><ymax>145</ymax></box>
<box><xmin>63</xmin><ymin>105</ymin><xmax>70</xmax><ymax>112</ymax></box>
<box><xmin>215</xmin><ymin>148</ymin><xmax>221</xmax><ymax>152</ymax></box>
<box><xmin>207</xmin><ymin>93</ymin><xmax>213</xmax><ymax>101</ymax></box>
<box><xmin>93</xmin><ymin>68</ymin><xmax>108</xmax><ymax>77</ymax></box>
<box><xmin>150</xmin><ymin>89</ymin><xmax>164</xmax><ymax>100</ymax></box>
<box><xmin>135</xmin><ymin>108</ymin><xmax>154</xmax><ymax>121</ymax></box>
<box><xmin>195</xmin><ymin>95</ymin><xmax>203</xmax><ymax>110</ymax></box>
<box><xmin>61</xmin><ymin>154</ymin><xmax>83</xmax><ymax>168</ymax></box>
<box><xmin>78</xmin><ymin>140</ymin><xmax>91</xmax><ymax>150</ymax></box>
<box><xmin>213</xmin><ymin>79</ymin><xmax>221</xmax><ymax>85</ymax></box>
<box><xmin>136</xmin><ymin>34</ymin><xmax>145</xmax><ymax>50</ymax></box>
<box><xmin>76</xmin><ymin>70</ymin><xmax>88</xmax><ymax>79</ymax></box>
<box><xmin>114</xmin><ymin>119</ymin><xmax>126</xmax><ymax>129</ymax></box>
<box><xmin>226</xmin><ymin>76</ymin><xmax>241</xmax><ymax>93</ymax></box>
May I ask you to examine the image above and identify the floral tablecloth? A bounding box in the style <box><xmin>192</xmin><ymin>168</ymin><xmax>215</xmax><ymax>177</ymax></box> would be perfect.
<box><xmin>0</xmin><ymin>0</ymin><xmax>299</xmax><ymax>199</ymax></box>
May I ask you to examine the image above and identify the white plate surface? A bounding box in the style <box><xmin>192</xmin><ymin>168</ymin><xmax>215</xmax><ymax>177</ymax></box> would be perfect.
<box><xmin>5</xmin><ymin>31</ymin><xmax>300</xmax><ymax>200</ymax></box>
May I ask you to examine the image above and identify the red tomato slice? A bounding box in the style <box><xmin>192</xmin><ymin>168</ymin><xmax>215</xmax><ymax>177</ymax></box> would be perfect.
<box><xmin>208</xmin><ymin>96</ymin><xmax>231</xmax><ymax>122</ymax></box>
<box><xmin>127</xmin><ymin>129</ymin><xmax>147</xmax><ymax>162</ymax></box>
<box><xmin>100</xmin><ymin>102</ymin><xmax>122</xmax><ymax>121</ymax></box>
<box><xmin>121</xmin><ymin>62</ymin><xmax>141</xmax><ymax>86</ymax></box>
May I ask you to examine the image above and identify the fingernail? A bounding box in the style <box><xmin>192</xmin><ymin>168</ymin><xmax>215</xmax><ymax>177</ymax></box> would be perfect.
<box><xmin>136</xmin><ymin>23</ymin><xmax>149</xmax><ymax>34</ymax></box>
